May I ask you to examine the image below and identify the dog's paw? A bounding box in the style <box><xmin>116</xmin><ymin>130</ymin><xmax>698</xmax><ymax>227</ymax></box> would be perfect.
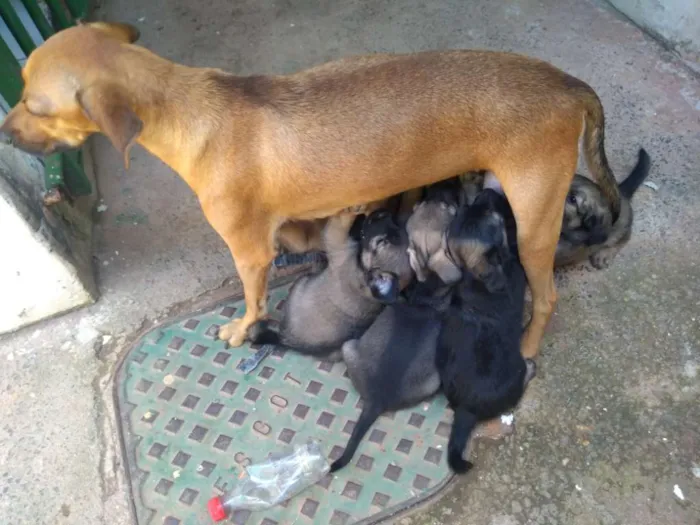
<box><xmin>473</xmin><ymin>417</ymin><xmax>515</xmax><ymax>441</ymax></box>
<box><xmin>218</xmin><ymin>319</ymin><xmax>247</xmax><ymax>347</ymax></box>
<box><xmin>589</xmin><ymin>246</ymin><xmax>620</xmax><ymax>270</ymax></box>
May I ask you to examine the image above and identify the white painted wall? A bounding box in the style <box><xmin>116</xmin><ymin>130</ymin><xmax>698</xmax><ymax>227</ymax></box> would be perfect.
<box><xmin>0</xmin><ymin>129</ymin><xmax>97</xmax><ymax>335</ymax></box>
<box><xmin>0</xmin><ymin>184</ymin><xmax>94</xmax><ymax>333</ymax></box>
<box><xmin>608</xmin><ymin>0</ymin><xmax>700</xmax><ymax>66</ymax></box>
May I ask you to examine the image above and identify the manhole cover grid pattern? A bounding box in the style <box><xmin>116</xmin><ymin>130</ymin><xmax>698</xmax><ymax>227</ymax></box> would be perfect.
<box><xmin>116</xmin><ymin>283</ymin><xmax>453</xmax><ymax>525</ymax></box>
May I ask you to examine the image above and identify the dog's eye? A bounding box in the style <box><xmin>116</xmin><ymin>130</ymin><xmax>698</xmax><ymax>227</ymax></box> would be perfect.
<box><xmin>566</xmin><ymin>194</ymin><xmax>577</xmax><ymax>205</ymax></box>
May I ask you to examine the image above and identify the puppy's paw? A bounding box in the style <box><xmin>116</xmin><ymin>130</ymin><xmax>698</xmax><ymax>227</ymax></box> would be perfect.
<box><xmin>589</xmin><ymin>246</ymin><xmax>620</xmax><ymax>270</ymax></box>
<box><xmin>218</xmin><ymin>318</ymin><xmax>247</xmax><ymax>347</ymax></box>
<box><xmin>473</xmin><ymin>417</ymin><xmax>515</xmax><ymax>441</ymax></box>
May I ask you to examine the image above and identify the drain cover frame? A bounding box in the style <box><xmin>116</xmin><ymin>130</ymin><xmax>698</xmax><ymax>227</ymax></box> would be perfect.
<box><xmin>114</xmin><ymin>276</ymin><xmax>455</xmax><ymax>525</ymax></box>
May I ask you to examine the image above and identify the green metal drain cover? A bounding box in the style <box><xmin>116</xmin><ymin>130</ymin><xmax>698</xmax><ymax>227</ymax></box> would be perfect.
<box><xmin>115</xmin><ymin>280</ymin><xmax>454</xmax><ymax>525</ymax></box>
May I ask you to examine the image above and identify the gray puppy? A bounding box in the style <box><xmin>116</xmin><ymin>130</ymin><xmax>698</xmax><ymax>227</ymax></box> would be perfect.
<box><xmin>247</xmin><ymin>210</ymin><xmax>412</xmax><ymax>358</ymax></box>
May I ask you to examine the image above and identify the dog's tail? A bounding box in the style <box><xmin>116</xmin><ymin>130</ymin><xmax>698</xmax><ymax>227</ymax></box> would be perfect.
<box><xmin>330</xmin><ymin>402</ymin><xmax>382</xmax><ymax>472</ymax></box>
<box><xmin>581</xmin><ymin>89</ymin><xmax>622</xmax><ymax>220</ymax></box>
<box><xmin>246</xmin><ymin>319</ymin><xmax>280</xmax><ymax>345</ymax></box>
<box><xmin>618</xmin><ymin>148</ymin><xmax>651</xmax><ymax>200</ymax></box>
<box><xmin>447</xmin><ymin>406</ymin><xmax>478</xmax><ymax>474</ymax></box>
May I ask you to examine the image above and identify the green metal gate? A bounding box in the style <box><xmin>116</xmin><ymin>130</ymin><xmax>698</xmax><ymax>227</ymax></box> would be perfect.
<box><xmin>0</xmin><ymin>0</ymin><xmax>92</xmax><ymax>196</ymax></box>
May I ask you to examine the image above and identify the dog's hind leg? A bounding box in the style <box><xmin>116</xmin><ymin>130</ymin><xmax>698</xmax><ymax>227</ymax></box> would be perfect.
<box><xmin>498</xmin><ymin>148</ymin><xmax>578</xmax><ymax>359</ymax></box>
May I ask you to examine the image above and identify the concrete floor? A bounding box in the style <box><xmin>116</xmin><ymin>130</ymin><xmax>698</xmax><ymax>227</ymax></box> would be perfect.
<box><xmin>1</xmin><ymin>0</ymin><xmax>699</xmax><ymax>524</ymax></box>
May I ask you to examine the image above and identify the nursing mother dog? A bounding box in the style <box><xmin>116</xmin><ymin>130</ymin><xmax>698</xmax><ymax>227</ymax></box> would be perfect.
<box><xmin>1</xmin><ymin>21</ymin><xmax>633</xmax><ymax>359</ymax></box>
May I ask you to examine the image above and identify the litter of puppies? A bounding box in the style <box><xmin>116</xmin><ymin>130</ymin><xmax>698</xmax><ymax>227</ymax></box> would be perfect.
<box><xmin>246</xmin><ymin>164</ymin><xmax>643</xmax><ymax>480</ymax></box>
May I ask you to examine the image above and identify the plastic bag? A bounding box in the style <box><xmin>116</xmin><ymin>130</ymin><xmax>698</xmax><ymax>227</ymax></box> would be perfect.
<box><xmin>207</xmin><ymin>440</ymin><xmax>330</xmax><ymax>520</ymax></box>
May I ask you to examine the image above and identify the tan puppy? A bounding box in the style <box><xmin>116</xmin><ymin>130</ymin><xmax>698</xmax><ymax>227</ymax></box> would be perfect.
<box><xmin>0</xmin><ymin>22</ymin><xmax>627</xmax><ymax>358</ymax></box>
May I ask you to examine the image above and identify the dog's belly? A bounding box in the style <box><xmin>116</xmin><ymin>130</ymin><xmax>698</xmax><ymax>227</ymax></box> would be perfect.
<box><xmin>281</xmin><ymin>160</ymin><xmax>478</xmax><ymax>219</ymax></box>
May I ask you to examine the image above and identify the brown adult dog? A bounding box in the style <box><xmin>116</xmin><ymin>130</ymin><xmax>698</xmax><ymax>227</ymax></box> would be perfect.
<box><xmin>0</xmin><ymin>22</ymin><xmax>625</xmax><ymax>358</ymax></box>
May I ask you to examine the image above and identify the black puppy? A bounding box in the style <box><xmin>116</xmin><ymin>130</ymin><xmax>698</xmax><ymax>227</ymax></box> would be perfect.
<box><xmin>330</xmin><ymin>273</ymin><xmax>450</xmax><ymax>472</ymax></box>
<box><xmin>438</xmin><ymin>188</ymin><xmax>536</xmax><ymax>474</ymax></box>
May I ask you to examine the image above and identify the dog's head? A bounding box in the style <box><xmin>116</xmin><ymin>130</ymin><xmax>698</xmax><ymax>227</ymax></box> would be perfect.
<box><xmin>0</xmin><ymin>22</ymin><xmax>142</xmax><ymax>167</ymax></box>
<box><xmin>360</xmin><ymin>209</ymin><xmax>413</xmax><ymax>290</ymax></box>
<box><xmin>406</xmin><ymin>200</ymin><xmax>459</xmax><ymax>283</ymax></box>
<box><xmin>561</xmin><ymin>175</ymin><xmax>613</xmax><ymax>246</ymax></box>
<box><xmin>446</xmin><ymin>189</ymin><xmax>513</xmax><ymax>293</ymax></box>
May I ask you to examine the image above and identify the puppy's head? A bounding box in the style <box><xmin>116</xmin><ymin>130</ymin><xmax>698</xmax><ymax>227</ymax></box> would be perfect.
<box><xmin>406</xmin><ymin>198</ymin><xmax>459</xmax><ymax>283</ymax></box>
<box><xmin>446</xmin><ymin>189</ymin><xmax>512</xmax><ymax>292</ymax></box>
<box><xmin>360</xmin><ymin>209</ymin><xmax>413</xmax><ymax>289</ymax></box>
<box><xmin>1</xmin><ymin>22</ymin><xmax>142</xmax><ymax>167</ymax></box>
<box><xmin>562</xmin><ymin>175</ymin><xmax>613</xmax><ymax>246</ymax></box>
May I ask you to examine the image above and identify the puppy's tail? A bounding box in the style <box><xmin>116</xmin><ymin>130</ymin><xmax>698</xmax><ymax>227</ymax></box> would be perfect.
<box><xmin>330</xmin><ymin>402</ymin><xmax>382</xmax><ymax>472</ymax></box>
<box><xmin>618</xmin><ymin>148</ymin><xmax>651</xmax><ymax>200</ymax></box>
<box><xmin>447</xmin><ymin>406</ymin><xmax>478</xmax><ymax>474</ymax></box>
<box><xmin>581</xmin><ymin>89</ymin><xmax>622</xmax><ymax>220</ymax></box>
<box><xmin>246</xmin><ymin>319</ymin><xmax>280</xmax><ymax>345</ymax></box>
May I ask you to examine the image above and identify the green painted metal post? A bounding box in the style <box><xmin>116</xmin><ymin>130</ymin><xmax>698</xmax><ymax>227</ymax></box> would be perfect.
<box><xmin>0</xmin><ymin>35</ymin><xmax>23</xmax><ymax>105</ymax></box>
<box><xmin>44</xmin><ymin>0</ymin><xmax>73</xmax><ymax>30</ymax></box>
<box><xmin>0</xmin><ymin>1</ymin><xmax>36</xmax><ymax>54</ymax></box>
<box><xmin>19</xmin><ymin>0</ymin><xmax>54</xmax><ymax>40</ymax></box>
<box><xmin>65</xmin><ymin>0</ymin><xmax>89</xmax><ymax>19</ymax></box>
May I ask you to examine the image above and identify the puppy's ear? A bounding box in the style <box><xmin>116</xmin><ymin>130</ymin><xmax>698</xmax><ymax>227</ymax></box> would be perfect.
<box><xmin>428</xmin><ymin>248</ymin><xmax>462</xmax><ymax>285</ymax></box>
<box><xmin>77</xmin><ymin>85</ymin><xmax>143</xmax><ymax>169</ymax></box>
<box><xmin>367</xmin><ymin>270</ymin><xmax>400</xmax><ymax>303</ymax></box>
<box><xmin>87</xmin><ymin>22</ymin><xmax>140</xmax><ymax>43</ymax></box>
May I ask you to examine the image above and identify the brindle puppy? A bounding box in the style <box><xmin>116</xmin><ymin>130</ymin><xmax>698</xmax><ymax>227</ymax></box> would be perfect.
<box><xmin>556</xmin><ymin>148</ymin><xmax>650</xmax><ymax>268</ymax></box>
<box><xmin>406</xmin><ymin>177</ymin><xmax>463</xmax><ymax>284</ymax></box>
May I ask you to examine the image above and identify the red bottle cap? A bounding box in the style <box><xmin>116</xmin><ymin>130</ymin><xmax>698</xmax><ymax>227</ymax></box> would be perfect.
<box><xmin>207</xmin><ymin>496</ymin><xmax>226</xmax><ymax>521</ymax></box>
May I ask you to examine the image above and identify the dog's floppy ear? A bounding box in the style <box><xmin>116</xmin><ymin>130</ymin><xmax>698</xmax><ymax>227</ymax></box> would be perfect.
<box><xmin>367</xmin><ymin>270</ymin><xmax>400</xmax><ymax>304</ymax></box>
<box><xmin>86</xmin><ymin>22</ymin><xmax>140</xmax><ymax>43</ymax></box>
<box><xmin>77</xmin><ymin>85</ymin><xmax>143</xmax><ymax>169</ymax></box>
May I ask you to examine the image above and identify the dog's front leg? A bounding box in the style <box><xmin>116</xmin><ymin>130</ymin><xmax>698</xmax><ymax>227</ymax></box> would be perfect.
<box><xmin>204</xmin><ymin>204</ymin><xmax>276</xmax><ymax>347</ymax></box>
